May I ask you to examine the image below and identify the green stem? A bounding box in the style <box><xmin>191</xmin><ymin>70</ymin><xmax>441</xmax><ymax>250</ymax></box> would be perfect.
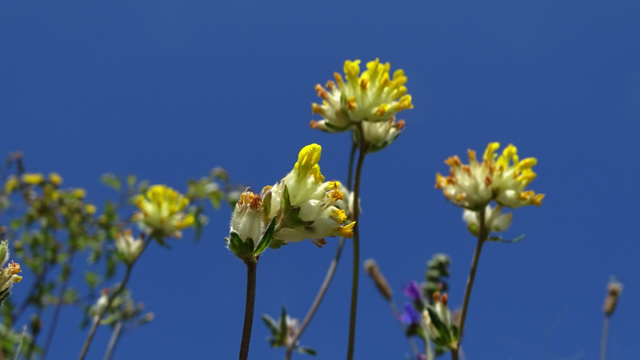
<box><xmin>78</xmin><ymin>236</ymin><xmax>153</xmax><ymax>360</ymax></box>
<box><xmin>239</xmin><ymin>259</ymin><xmax>258</xmax><ymax>360</ymax></box>
<box><xmin>347</xmin><ymin>125</ymin><xmax>367</xmax><ymax>360</ymax></box>
<box><xmin>452</xmin><ymin>209</ymin><xmax>488</xmax><ymax>360</ymax></box>
<box><xmin>284</xmin><ymin>143</ymin><xmax>357</xmax><ymax>360</ymax></box>
<box><xmin>600</xmin><ymin>315</ymin><xmax>610</xmax><ymax>360</ymax></box>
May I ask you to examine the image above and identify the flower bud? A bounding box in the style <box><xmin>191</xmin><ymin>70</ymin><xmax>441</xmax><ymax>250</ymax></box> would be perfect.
<box><xmin>463</xmin><ymin>204</ymin><xmax>513</xmax><ymax>236</ymax></box>
<box><xmin>231</xmin><ymin>191</ymin><xmax>263</xmax><ymax>247</ymax></box>
<box><xmin>114</xmin><ymin>230</ymin><xmax>144</xmax><ymax>265</ymax></box>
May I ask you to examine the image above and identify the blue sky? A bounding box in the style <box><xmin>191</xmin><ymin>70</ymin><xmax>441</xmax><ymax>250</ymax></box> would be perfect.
<box><xmin>1</xmin><ymin>0</ymin><xmax>639</xmax><ymax>359</ymax></box>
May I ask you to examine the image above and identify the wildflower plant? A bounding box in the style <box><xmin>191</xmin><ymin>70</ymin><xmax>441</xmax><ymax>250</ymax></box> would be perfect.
<box><xmin>434</xmin><ymin>142</ymin><xmax>545</xmax><ymax>360</ymax></box>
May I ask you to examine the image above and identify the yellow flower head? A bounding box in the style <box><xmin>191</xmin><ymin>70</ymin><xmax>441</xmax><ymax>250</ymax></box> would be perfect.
<box><xmin>294</xmin><ymin>144</ymin><xmax>325</xmax><ymax>183</ymax></box>
<box><xmin>4</xmin><ymin>176</ymin><xmax>19</xmax><ymax>194</ymax></box>
<box><xmin>310</xmin><ymin>58</ymin><xmax>413</xmax><ymax>133</ymax></box>
<box><xmin>134</xmin><ymin>185</ymin><xmax>194</xmax><ymax>239</ymax></box>
<box><xmin>48</xmin><ymin>173</ymin><xmax>63</xmax><ymax>186</ymax></box>
<box><xmin>22</xmin><ymin>173</ymin><xmax>44</xmax><ymax>185</ymax></box>
<box><xmin>490</xmin><ymin>144</ymin><xmax>545</xmax><ymax>208</ymax></box>
<box><xmin>435</xmin><ymin>142</ymin><xmax>544</xmax><ymax>210</ymax></box>
<box><xmin>261</xmin><ymin>144</ymin><xmax>356</xmax><ymax>245</ymax></box>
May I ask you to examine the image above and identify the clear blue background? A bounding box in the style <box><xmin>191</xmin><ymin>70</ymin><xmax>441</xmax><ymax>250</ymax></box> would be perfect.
<box><xmin>1</xmin><ymin>0</ymin><xmax>639</xmax><ymax>359</ymax></box>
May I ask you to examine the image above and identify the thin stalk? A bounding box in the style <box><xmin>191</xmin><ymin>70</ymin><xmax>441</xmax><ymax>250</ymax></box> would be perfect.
<box><xmin>347</xmin><ymin>124</ymin><xmax>367</xmax><ymax>360</ymax></box>
<box><xmin>452</xmin><ymin>209</ymin><xmax>488</xmax><ymax>360</ymax></box>
<box><xmin>284</xmin><ymin>143</ymin><xmax>357</xmax><ymax>360</ymax></box>
<box><xmin>103</xmin><ymin>321</ymin><xmax>123</xmax><ymax>360</ymax></box>
<box><xmin>42</xmin><ymin>252</ymin><xmax>75</xmax><ymax>360</ymax></box>
<box><xmin>12</xmin><ymin>326</ymin><xmax>27</xmax><ymax>360</ymax></box>
<box><xmin>239</xmin><ymin>259</ymin><xmax>258</xmax><ymax>360</ymax></box>
<box><xmin>600</xmin><ymin>315</ymin><xmax>610</xmax><ymax>360</ymax></box>
<box><xmin>78</xmin><ymin>236</ymin><xmax>153</xmax><ymax>360</ymax></box>
<box><xmin>12</xmin><ymin>265</ymin><xmax>49</xmax><ymax>323</ymax></box>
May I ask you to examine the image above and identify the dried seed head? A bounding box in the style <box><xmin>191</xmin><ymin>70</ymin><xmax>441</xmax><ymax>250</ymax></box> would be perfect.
<box><xmin>603</xmin><ymin>279</ymin><xmax>623</xmax><ymax>316</ymax></box>
<box><xmin>364</xmin><ymin>259</ymin><xmax>392</xmax><ymax>300</ymax></box>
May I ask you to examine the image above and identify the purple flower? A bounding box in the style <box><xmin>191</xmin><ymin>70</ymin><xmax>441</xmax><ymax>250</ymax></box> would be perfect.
<box><xmin>399</xmin><ymin>302</ymin><xmax>420</xmax><ymax>325</ymax></box>
<box><xmin>416</xmin><ymin>354</ymin><xmax>427</xmax><ymax>360</ymax></box>
<box><xmin>403</xmin><ymin>280</ymin><xmax>422</xmax><ymax>302</ymax></box>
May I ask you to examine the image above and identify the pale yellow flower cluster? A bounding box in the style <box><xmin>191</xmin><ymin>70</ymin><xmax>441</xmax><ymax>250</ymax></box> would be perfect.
<box><xmin>260</xmin><ymin>144</ymin><xmax>355</xmax><ymax>245</ymax></box>
<box><xmin>134</xmin><ymin>185</ymin><xmax>195</xmax><ymax>239</ymax></box>
<box><xmin>435</xmin><ymin>142</ymin><xmax>544</xmax><ymax>210</ymax></box>
<box><xmin>227</xmin><ymin>144</ymin><xmax>355</xmax><ymax>259</ymax></box>
<box><xmin>311</xmin><ymin>59</ymin><xmax>412</xmax><ymax>152</ymax></box>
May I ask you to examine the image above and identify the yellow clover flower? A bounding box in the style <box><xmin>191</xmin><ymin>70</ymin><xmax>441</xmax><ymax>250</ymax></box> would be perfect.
<box><xmin>22</xmin><ymin>173</ymin><xmax>44</xmax><ymax>185</ymax></box>
<box><xmin>435</xmin><ymin>142</ymin><xmax>544</xmax><ymax>210</ymax></box>
<box><xmin>311</xmin><ymin>59</ymin><xmax>413</xmax><ymax>133</ymax></box>
<box><xmin>134</xmin><ymin>185</ymin><xmax>194</xmax><ymax>239</ymax></box>
<box><xmin>261</xmin><ymin>144</ymin><xmax>355</xmax><ymax>245</ymax></box>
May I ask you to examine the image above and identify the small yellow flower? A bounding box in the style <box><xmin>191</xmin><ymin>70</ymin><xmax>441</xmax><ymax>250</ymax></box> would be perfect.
<box><xmin>435</xmin><ymin>142</ymin><xmax>544</xmax><ymax>210</ymax></box>
<box><xmin>73</xmin><ymin>188</ymin><xmax>87</xmax><ymax>199</ymax></box>
<box><xmin>48</xmin><ymin>173</ymin><xmax>63</xmax><ymax>186</ymax></box>
<box><xmin>134</xmin><ymin>185</ymin><xmax>194</xmax><ymax>239</ymax></box>
<box><xmin>4</xmin><ymin>176</ymin><xmax>19</xmax><ymax>194</ymax></box>
<box><xmin>22</xmin><ymin>173</ymin><xmax>44</xmax><ymax>185</ymax></box>
<box><xmin>0</xmin><ymin>260</ymin><xmax>22</xmax><ymax>292</ymax></box>
<box><xmin>85</xmin><ymin>204</ymin><xmax>97</xmax><ymax>215</ymax></box>
<box><xmin>311</xmin><ymin>59</ymin><xmax>413</xmax><ymax>133</ymax></box>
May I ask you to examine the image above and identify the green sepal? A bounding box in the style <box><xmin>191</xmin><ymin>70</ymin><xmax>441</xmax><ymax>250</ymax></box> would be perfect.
<box><xmin>261</xmin><ymin>314</ymin><xmax>279</xmax><ymax>337</ymax></box>
<box><xmin>405</xmin><ymin>323</ymin><xmax>427</xmax><ymax>340</ymax></box>
<box><xmin>323</xmin><ymin>121</ymin><xmax>351</xmax><ymax>132</ymax></box>
<box><xmin>269</xmin><ymin>238</ymin><xmax>286</xmax><ymax>249</ymax></box>
<box><xmin>254</xmin><ymin>217</ymin><xmax>276</xmax><ymax>255</ymax></box>
<box><xmin>426</xmin><ymin>306</ymin><xmax>451</xmax><ymax>345</ymax></box>
<box><xmin>282</xmin><ymin>185</ymin><xmax>292</xmax><ymax>214</ymax></box>
<box><xmin>278</xmin><ymin>307</ymin><xmax>288</xmax><ymax>344</ymax></box>
<box><xmin>261</xmin><ymin>191</ymin><xmax>272</xmax><ymax>226</ymax></box>
<box><xmin>280</xmin><ymin>186</ymin><xmax>313</xmax><ymax>228</ymax></box>
<box><xmin>297</xmin><ymin>347</ymin><xmax>317</xmax><ymax>356</ymax></box>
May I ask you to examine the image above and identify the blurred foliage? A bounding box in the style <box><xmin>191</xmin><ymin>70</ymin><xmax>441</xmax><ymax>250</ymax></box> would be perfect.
<box><xmin>0</xmin><ymin>152</ymin><xmax>236</xmax><ymax>359</ymax></box>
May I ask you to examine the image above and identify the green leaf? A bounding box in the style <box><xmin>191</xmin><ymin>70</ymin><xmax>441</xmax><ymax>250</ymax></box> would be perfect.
<box><xmin>297</xmin><ymin>347</ymin><xmax>317</xmax><ymax>356</ymax></box>
<box><xmin>261</xmin><ymin>314</ymin><xmax>279</xmax><ymax>337</ymax></box>
<box><xmin>254</xmin><ymin>217</ymin><xmax>276</xmax><ymax>255</ymax></box>
<box><xmin>208</xmin><ymin>191</ymin><xmax>223</xmax><ymax>209</ymax></box>
<box><xmin>100</xmin><ymin>173</ymin><xmax>121</xmax><ymax>191</ymax></box>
